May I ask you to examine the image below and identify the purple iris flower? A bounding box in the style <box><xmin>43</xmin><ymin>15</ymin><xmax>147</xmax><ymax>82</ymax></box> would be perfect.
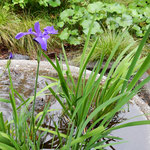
<box><xmin>15</xmin><ymin>22</ymin><xmax>58</xmax><ymax>51</ymax></box>
<box><xmin>9</xmin><ymin>52</ymin><xmax>13</xmax><ymax>59</ymax></box>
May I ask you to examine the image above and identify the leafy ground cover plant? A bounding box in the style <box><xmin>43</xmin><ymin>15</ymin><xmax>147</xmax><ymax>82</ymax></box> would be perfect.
<box><xmin>99</xmin><ymin>0</ymin><xmax>132</xmax><ymax>4</ymax></box>
<box><xmin>2</xmin><ymin>0</ymin><xmax>61</xmax><ymax>9</ymax></box>
<box><xmin>0</xmin><ymin>18</ymin><xmax>150</xmax><ymax>150</ymax></box>
<box><xmin>57</xmin><ymin>0</ymin><xmax>150</xmax><ymax>45</ymax></box>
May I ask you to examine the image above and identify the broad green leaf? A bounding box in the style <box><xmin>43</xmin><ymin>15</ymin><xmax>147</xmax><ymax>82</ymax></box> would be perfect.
<box><xmin>71</xmin><ymin>29</ymin><xmax>78</xmax><ymax>36</ymax></box>
<box><xmin>48</xmin><ymin>0</ymin><xmax>61</xmax><ymax>7</ymax></box>
<box><xmin>80</xmin><ymin>20</ymin><xmax>103</xmax><ymax>35</ymax></box>
<box><xmin>60</xmin><ymin>9</ymin><xmax>74</xmax><ymax>21</ymax></box>
<box><xmin>107</xmin><ymin>3</ymin><xmax>126</xmax><ymax>14</ymax></box>
<box><xmin>87</xmin><ymin>2</ymin><xmax>104</xmax><ymax>13</ymax></box>
<box><xmin>68</xmin><ymin>36</ymin><xmax>81</xmax><ymax>45</ymax></box>
<box><xmin>57</xmin><ymin>21</ymin><xmax>64</xmax><ymax>28</ymax></box>
<box><xmin>59</xmin><ymin>28</ymin><xmax>70</xmax><ymax>40</ymax></box>
<box><xmin>116</xmin><ymin>14</ymin><xmax>133</xmax><ymax>27</ymax></box>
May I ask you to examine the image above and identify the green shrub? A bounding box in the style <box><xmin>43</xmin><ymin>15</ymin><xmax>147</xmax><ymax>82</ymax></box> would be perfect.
<box><xmin>57</xmin><ymin>0</ymin><xmax>150</xmax><ymax>45</ymax></box>
<box><xmin>2</xmin><ymin>0</ymin><xmax>61</xmax><ymax>9</ymax></box>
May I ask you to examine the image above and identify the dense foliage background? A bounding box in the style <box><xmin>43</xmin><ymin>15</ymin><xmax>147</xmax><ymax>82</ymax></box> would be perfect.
<box><xmin>0</xmin><ymin>0</ymin><xmax>149</xmax><ymax>58</ymax></box>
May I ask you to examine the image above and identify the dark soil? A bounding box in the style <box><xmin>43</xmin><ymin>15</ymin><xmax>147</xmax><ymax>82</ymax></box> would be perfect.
<box><xmin>0</xmin><ymin>44</ymin><xmax>9</xmax><ymax>59</ymax></box>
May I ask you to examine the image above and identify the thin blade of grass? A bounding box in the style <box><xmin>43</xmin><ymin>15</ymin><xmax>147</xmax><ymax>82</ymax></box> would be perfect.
<box><xmin>66</xmin><ymin>123</ymin><xmax>75</xmax><ymax>150</ymax></box>
<box><xmin>95</xmin><ymin>141</ymin><xmax>127</xmax><ymax>149</ymax></box>
<box><xmin>76</xmin><ymin>38</ymin><xmax>99</xmax><ymax>98</ymax></box>
<box><xmin>102</xmin><ymin>75</ymin><xmax>150</xmax><ymax>127</ymax></box>
<box><xmin>0</xmin><ymin>98</ymin><xmax>10</xmax><ymax>103</ymax></box>
<box><xmin>77</xmin><ymin>92</ymin><xmax>128</xmax><ymax>138</ymax></box>
<box><xmin>8</xmin><ymin>66</ymin><xmax>18</xmax><ymax>124</ymax></box>
<box><xmin>36</xmin><ymin>127</ymin><xmax>67</xmax><ymax>138</ymax></box>
<box><xmin>106</xmin><ymin>42</ymin><xmax>136</xmax><ymax>83</ymax></box>
<box><xmin>54</xmin><ymin>121</ymin><xmax>63</xmax><ymax>147</ymax></box>
<box><xmin>35</xmin><ymin>109</ymin><xmax>59</xmax><ymax>121</ymax></box>
<box><xmin>0</xmin><ymin>112</ymin><xmax>6</xmax><ymax>133</ymax></box>
<box><xmin>45</xmin><ymin>82</ymin><xmax>71</xmax><ymax>117</ymax></box>
<box><xmin>62</xmin><ymin>44</ymin><xmax>76</xmax><ymax>91</ymax></box>
<box><xmin>121</xmin><ymin>26</ymin><xmax>150</xmax><ymax>93</ymax></box>
<box><xmin>0</xmin><ymin>132</ymin><xmax>20</xmax><ymax>150</ymax></box>
<box><xmin>85</xmin><ymin>140</ymin><xmax>106</xmax><ymax>150</ymax></box>
<box><xmin>127</xmin><ymin>53</ymin><xmax>150</xmax><ymax>91</ymax></box>
<box><xmin>108</xmin><ymin>120</ymin><xmax>150</xmax><ymax>133</ymax></box>
<box><xmin>41</xmin><ymin>51</ymin><xmax>58</xmax><ymax>71</ymax></box>
<box><xmin>94</xmin><ymin>31</ymin><xmax>126</xmax><ymax>89</ymax></box>
<box><xmin>79</xmin><ymin>14</ymin><xmax>96</xmax><ymax>70</ymax></box>
<box><xmin>55</xmin><ymin>56</ymin><xmax>70</xmax><ymax>100</ymax></box>
<box><xmin>35</xmin><ymin>102</ymin><xmax>51</xmax><ymax>132</ymax></box>
<box><xmin>62</xmin><ymin>126</ymin><xmax>105</xmax><ymax>149</ymax></box>
<box><xmin>0</xmin><ymin>142</ymin><xmax>16</xmax><ymax>150</ymax></box>
<box><xmin>17</xmin><ymin>82</ymin><xmax>57</xmax><ymax>110</ymax></box>
<box><xmin>40</xmin><ymin>75</ymin><xmax>58</xmax><ymax>82</ymax></box>
<box><xmin>14</xmin><ymin>89</ymin><xmax>25</xmax><ymax>103</ymax></box>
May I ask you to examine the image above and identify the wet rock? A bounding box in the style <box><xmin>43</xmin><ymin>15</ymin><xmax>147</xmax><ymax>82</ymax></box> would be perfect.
<box><xmin>11</xmin><ymin>54</ymin><xmax>30</xmax><ymax>60</ymax></box>
<box><xmin>138</xmin><ymin>72</ymin><xmax>150</xmax><ymax>105</ymax></box>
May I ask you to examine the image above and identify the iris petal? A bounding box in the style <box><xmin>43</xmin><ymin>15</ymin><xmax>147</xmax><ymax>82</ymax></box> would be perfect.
<box><xmin>15</xmin><ymin>28</ymin><xmax>36</xmax><ymax>39</ymax></box>
<box><xmin>15</xmin><ymin>32</ymin><xmax>29</xmax><ymax>39</ymax></box>
<box><xmin>44</xmin><ymin>26</ymin><xmax>58</xmax><ymax>34</ymax></box>
<box><xmin>34</xmin><ymin>37</ymin><xmax>47</xmax><ymax>51</ymax></box>
<box><xmin>34</xmin><ymin>22</ymin><xmax>42</xmax><ymax>36</ymax></box>
<box><xmin>16</xmin><ymin>22</ymin><xmax>57</xmax><ymax>51</ymax></box>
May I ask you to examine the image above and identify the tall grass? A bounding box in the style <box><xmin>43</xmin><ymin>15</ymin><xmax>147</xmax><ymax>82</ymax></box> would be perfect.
<box><xmin>0</xmin><ymin>8</ymin><xmax>60</xmax><ymax>58</ymax></box>
<box><xmin>74</xmin><ymin>30</ymin><xmax>140</xmax><ymax>64</ymax></box>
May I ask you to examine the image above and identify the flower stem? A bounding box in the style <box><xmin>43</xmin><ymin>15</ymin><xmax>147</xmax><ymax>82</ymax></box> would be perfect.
<box><xmin>30</xmin><ymin>48</ymin><xmax>42</xmax><ymax>145</ymax></box>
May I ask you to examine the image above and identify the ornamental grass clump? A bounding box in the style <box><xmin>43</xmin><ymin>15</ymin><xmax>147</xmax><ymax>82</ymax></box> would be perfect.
<box><xmin>42</xmin><ymin>17</ymin><xmax>150</xmax><ymax>149</ymax></box>
<box><xmin>0</xmin><ymin>18</ymin><xmax>150</xmax><ymax>150</ymax></box>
